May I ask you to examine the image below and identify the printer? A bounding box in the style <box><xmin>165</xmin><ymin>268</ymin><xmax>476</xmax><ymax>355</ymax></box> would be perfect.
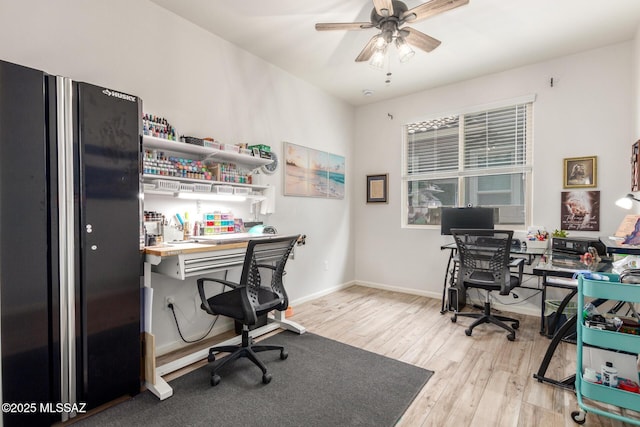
<box><xmin>551</xmin><ymin>236</ymin><xmax>608</xmax><ymax>269</ymax></box>
<box><xmin>551</xmin><ymin>237</ymin><xmax>606</xmax><ymax>256</ymax></box>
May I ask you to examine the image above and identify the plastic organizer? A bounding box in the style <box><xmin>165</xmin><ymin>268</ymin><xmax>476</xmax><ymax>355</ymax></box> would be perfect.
<box><xmin>233</xmin><ymin>187</ymin><xmax>250</xmax><ymax>196</ymax></box>
<box><xmin>179</xmin><ymin>183</ymin><xmax>195</xmax><ymax>192</ymax></box>
<box><xmin>203</xmin><ymin>212</ymin><xmax>235</xmax><ymax>234</ymax></box>
<box><xmin>153</xmin><ymin>179</ymin><xmax>180</xmax><ymax>191</ymax></box>
<box><xmin>212</xmin><ymin>185</ymin><xmax>234</xmax><ymax>195</ymax></box>
<box><xmin>193</xmin><ymin>183</ymin><xmax>212</xmax><ymax>192</ymax></box>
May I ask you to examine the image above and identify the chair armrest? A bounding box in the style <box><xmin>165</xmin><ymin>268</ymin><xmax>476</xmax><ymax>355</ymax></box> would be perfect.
<box><xmin>196</xmin><ymin>277</ymin><xmax>240</xmax><ymax>315</ymax></box>
<box><xmin>255</xmin><ymin>264</ymin><xmax>287</xmax><ymax>276</ymax></box>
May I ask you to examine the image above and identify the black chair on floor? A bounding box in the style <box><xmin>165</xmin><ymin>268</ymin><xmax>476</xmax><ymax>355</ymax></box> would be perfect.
<box><xmin>196</xmin><ymin>234</ymin><xmax>299</xmax><ymax>386</ymax></box>
<box><xmin>450</xmin><ymin>228</ymin><xmax>524</xmax><ymax>341</ymax></box>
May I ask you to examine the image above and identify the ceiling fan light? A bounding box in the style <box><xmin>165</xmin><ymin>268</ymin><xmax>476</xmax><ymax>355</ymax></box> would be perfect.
<box><xmin>374</xmin><ymin>34</ymin><xmax>387</xmax><ymax>49</ymax></box>
<box><xmin>369</xmin><ymin>48</ymin><xmax>386</xmax><ymax>69</ymax></box>
<box><xmin>395</xmin><ymin>37</ymin><xmax>415</xmax><ymax>63</ymax></box>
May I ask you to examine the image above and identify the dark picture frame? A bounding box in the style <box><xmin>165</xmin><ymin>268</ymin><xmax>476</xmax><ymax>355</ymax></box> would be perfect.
<box><xmin>367</xmin><ymin>174</ymin><xmax>388</xmax><ymax>203</ymax></box>
<box><xmin>563</xmin><ymin>156</ymin><xmax>597</xmax><ymax>189</ymax></box>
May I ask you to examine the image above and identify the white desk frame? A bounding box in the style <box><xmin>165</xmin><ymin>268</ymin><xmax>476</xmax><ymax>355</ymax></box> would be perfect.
<box><xmin>142</xmin><ymin>242</ymin><xmax>306</xmax><ymax>400</ymax></box>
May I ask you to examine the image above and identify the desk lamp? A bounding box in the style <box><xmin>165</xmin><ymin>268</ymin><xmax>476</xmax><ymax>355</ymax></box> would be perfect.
<box><xmin>615</xmin><ymin>194</ymin><xmax>640</xmax><ymax>209</ymax></box>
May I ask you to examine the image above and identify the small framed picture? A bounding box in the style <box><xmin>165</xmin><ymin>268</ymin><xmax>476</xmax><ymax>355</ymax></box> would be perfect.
<box><xmin>367</xmin><ymin>174</ymin><xmax>388</xmax><ymax>203</ymax></box>
<box><xmin>564</xmin><ymin>156</ymin><xmax>597</xmax><ymax>189</ymax></box>
<box><xmin>252</xmin><ymin>147</ymin><xmax>260</xmax><ymax>157</ymax></box>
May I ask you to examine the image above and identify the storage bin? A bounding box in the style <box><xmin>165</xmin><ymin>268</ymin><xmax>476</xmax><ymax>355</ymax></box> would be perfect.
<box><xmin>212</xmin><ymin>185</ymin><xmax>234</xmax><ymax>195</ymax></box>
<box><xmin>178</xmin><ymin>183</ymin><xmax>195</xmax><ymax>192</ymax></box>
<box><xmin>223</xmin><ymin>144</ymin><xmax>240</xmax><ymax>153</ymax></box>
<box><xmin>526</xmin><ymin>239</ymin><xmax>549</xmax><ymax>249</ymax></box>
<box><xmin>153</xmin><ymin>179</ymin><xmax>180</xmax><ymax>191</ymax></box>
<box><xmin>233</xmin><ymin>187</ymin><xmax>250</xmax><ymax>196</ymax></box>
<box><xmin>193</xmin><ymin>183</ymin><xmax>212</xmax><ymax>192</ymax></box>
<box><xmin>543</xmin><ymin>300</ymin><xmax>578</xmax><ymax>336</ymax></box>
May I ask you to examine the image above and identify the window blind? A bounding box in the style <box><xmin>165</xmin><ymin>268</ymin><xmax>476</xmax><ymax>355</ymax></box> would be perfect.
<box><xmin>406</xmin><ymin>117</ymin><xmax>459</xmax><ymax>175</ymax></box>
<box><xmin>463</xmin><ymin>104</ymin><xmax>531</xmax><ymax>172</ymax></box>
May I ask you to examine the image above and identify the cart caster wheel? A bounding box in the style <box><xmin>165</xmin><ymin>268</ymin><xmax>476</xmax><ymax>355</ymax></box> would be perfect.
<box><xmin>571</xmin><ymin>410</ymin><xmax>586</xmax><ymax>424</ymax></box>
<box><xmin>451</xmin><ymin>316</ymin><xmax>457</xmax><ymax>323</ymax></box>
<box><xmin>512</xmin><ymin>322</ymin><xmax>519</xmax><ymax>330</ymax></box>
<box><xmin>465</xmin><ymin>329</ymin><xmax>472</xmax><ymax>336</ymax></box>
<box><xmin>507</xmin><ymin>333</ymin><xmax>515</xmax><ymax>341</ymax></box>
<box><xmin>262</xmin><ymin>373</ymin><xmax>272</xmax><ymax>384</ymax></box>
<box><xmin>210</xmin><ymin>374</ymin><xmax>221</xmax><ymax>387</ymax></box>
<box><xmin>207</xmin><ymin>349</ymin><xmax>216</xmax><ymax>363</ymax></box>
<box><xmin>280</xmin><ymin>350</ymin><xmax>288</xmax><ymax>360</ymax></box>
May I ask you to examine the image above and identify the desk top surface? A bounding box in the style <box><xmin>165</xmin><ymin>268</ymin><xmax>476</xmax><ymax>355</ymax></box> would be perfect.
<box><xmin>144</xmin><ymin>233</ymin><xmax>296</xmax><ymax>257</ymax></box>
<box><xmin>440</xmin><ymin>241</ymin><xmax>547</xmax><ymax>256</ymax></box>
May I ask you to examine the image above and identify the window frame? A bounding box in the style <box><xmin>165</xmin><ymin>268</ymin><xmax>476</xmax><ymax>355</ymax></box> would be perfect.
<box><xmin>401</xmin><ymin>95</ymin><xmax>535</xmax><ymax>230</ymax></box>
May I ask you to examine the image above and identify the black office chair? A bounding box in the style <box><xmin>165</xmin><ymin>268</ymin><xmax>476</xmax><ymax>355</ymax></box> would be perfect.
<box><xmin>196</xmin><ymin>234</ymin><xmax>299</xmax><ymax>386</ymax></box>
<box><xmin>450</xmin><ymin>228</ymin><xmax>524</xmax><ymax>341</ymax></box>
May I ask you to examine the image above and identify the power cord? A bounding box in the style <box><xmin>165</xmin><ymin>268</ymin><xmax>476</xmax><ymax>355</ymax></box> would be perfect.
<box><xmin>168</xmin><ymin>302</ymin><xmax>218</xmax><ymax>344</ymax></box>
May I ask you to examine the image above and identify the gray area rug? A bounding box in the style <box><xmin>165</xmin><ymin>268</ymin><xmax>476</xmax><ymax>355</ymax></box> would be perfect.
<box><xmin>77</xmin><ymin>331</ymin><xmax>433</xmax><ymax>426</ymax></box>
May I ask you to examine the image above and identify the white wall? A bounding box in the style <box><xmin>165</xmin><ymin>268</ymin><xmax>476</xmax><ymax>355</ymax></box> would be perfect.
<box><xmin>0</xmin><ymin>0</ymin><xmax>356</xmax><ymax>353</ymax></box>
<box><xmin>354</xmin><ymin>42</ymin><xmax>636</xmax><ymax>315</ymax></box>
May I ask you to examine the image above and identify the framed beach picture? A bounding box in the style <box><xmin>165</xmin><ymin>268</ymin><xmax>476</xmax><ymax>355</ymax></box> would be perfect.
<box><xmin>284</xmin><ymin>142</ymin><xmax>345</xmax><ymax>199</ymax></box>
<box><xmin>366</xmin><ymin>174</ymin><xmax>388</xmax><ymax>203</ymax></box>
<box><xmin>564</xmin><ymin>156</ymin><xmax>597</xmax><ymax>188</ymax></box>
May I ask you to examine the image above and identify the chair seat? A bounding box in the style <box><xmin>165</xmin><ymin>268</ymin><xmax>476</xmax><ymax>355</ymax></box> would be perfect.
<box><xmin>464</xmin><ymin>274</ymin><xmax>520</xmax><ymax>294</ymax></box>
<box><xmin>204</xmin><ymin>286</ymin><xmax>283</xmax><ymax>324</ymax></box>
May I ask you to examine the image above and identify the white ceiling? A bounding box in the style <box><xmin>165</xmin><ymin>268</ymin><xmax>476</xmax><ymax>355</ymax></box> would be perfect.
<box><xmin>150</xmin><ymin>0</ymin><xmax>640</xmax><ymax>106</ymax></box>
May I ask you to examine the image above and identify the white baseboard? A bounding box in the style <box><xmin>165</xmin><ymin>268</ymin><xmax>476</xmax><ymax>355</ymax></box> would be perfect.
<box><xmin>353</xmin><ymin>280</ymin><xmax>541</xmax><ymax>318</ymax></box>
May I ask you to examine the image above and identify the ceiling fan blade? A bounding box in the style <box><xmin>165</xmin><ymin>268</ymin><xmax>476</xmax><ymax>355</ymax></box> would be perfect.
<box><xmin>355</xmin><ymin>35</ymin><xmax>381</xmax><ymax>62</ymax></box>
<box><xmin>315</xmin><ymin>22</ymin><xmax>374</xmax><ymax>31</ymax></box>
<box><xmin>373</xmin><ymin>0</ymin><xmax>394</xmax><ymax>17</ymax></box>
<box><xmin>402</xmin><ymin>0</ymin><xmax>469</xmax><ymax>23</ymax></box>
<box><xmin>403</xmin><ymin>27</ymin><xmax>441</xmax><ymax>52</ymax></box>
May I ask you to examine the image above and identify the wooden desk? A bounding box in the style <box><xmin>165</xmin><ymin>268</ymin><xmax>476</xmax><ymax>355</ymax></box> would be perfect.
<box><xmin>142</xmin><ymin>235</ymin><xmax>305</xmax><ymax>400</ymax></box>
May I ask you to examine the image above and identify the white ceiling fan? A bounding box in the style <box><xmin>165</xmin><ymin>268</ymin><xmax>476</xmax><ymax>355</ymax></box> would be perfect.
<box><xmin>315</xmin><ymin>0</ymin><xmax>469</xmax><ymax>65</ymax></box>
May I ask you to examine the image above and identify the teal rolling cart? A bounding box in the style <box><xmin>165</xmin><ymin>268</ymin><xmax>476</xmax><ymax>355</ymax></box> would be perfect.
<box><xmin>573</xmin><ymin>273</ymin><xmax>640</xmax><ymax>425</ymax></box>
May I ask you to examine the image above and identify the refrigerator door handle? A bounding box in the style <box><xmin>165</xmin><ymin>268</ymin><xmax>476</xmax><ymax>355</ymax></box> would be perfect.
<box><xmin>57</xmin><ymin>76</ymin><xmax>77</xmax><ymax>421</ymax></box>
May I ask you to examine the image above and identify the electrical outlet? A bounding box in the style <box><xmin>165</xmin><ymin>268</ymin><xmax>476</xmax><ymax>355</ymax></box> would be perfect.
<box><xmin>165</xmin><ymin>296</ymin><xmax>175</xmax><ymax>309</ymax></box>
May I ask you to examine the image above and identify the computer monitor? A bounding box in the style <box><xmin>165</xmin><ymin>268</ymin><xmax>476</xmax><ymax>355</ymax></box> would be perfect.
<box><xmin>440</xmin><ymin>207</ymin><xmax>495</xmax><ymax>235</ymax></box>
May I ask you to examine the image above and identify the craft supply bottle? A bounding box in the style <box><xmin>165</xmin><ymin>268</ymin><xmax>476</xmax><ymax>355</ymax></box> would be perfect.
<box><xmin>601</xmin><ymin>362</ymin><xmax>618</xmax><ymax>387</ymax></box>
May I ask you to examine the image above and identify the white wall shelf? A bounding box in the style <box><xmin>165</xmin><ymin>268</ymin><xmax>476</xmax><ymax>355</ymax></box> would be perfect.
<box><xmin>142</xmin><ymin>135</ymin><xmax>273</xmax><ymax>168</ymax></box>
<box><xmin>142</xmin><ymin>174</ymin><xmax>268</xmax><ymax>191</ymax></box>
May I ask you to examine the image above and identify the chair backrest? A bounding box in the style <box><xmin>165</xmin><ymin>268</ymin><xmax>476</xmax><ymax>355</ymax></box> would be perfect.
<box><xmin>241</xmin><ymin>235</ymin><xmax>299</xmax><ymax>310</ymax></box>
<box><xmin>451</xmin><ymin>228</ymin><xmax>514</xmax><ymax>293</ymax></box>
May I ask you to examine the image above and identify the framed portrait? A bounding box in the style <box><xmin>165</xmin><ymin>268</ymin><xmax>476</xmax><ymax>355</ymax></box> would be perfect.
<box><xmin>564</xmin><ymin>156</ymin><xmax>597</xmax><ymax>188</ymax></box>
<box><xmin>367</xmin><ymin>174</ymin><xmax>388</xmax><ymax>203</ymax></box>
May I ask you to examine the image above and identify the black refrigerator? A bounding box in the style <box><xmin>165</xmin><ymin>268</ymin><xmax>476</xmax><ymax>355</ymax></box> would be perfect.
<box><xmin>0</xmin><ymin>59</ymin><xmax>141</xmax><ymax>426</ymax></box>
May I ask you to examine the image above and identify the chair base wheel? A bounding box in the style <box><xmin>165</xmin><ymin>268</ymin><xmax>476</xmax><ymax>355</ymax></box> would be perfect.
<box><xmin>208</xmin><ymin>349</ymin><xmax>216</xmax><ymax>363</ymax></box>
<box><xmin>465</xmin><ymin>329</ymin><xmax>472</xmax><ymax>336</ymax></box>
<box><xmin>262</xmin><ymin>373</ymin><xmax>272</xmax><ymax>384</ymax></box>
<box><xmin>571</xmin><ymin>410</ymin><xmax>586</xmax><ymax>424</ymax></box>
<box><xmin>507</xmin><ymin>333</ymin><xmax>515</xmax><ymax>341</ymax></box>
<box><xmin>280</xmin><ymin>350</ymin><xmax>288</xmax><ymax>360</ymax></box>
<box><xmin>512</xmin><ymin>322</ymin><xmax>520</xmax><ymax>330</ymax></box>
<box><xmin>451</xmin><ymin>316</ymin><xmax>457</xmax><ymax>323</ymax></box>
<box><xmin>211</xmin><ymin>374</ymin><xmax>221</xmax><ymax>386</ymax></box>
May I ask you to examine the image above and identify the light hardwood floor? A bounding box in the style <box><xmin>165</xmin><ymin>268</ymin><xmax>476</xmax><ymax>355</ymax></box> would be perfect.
<box><xmin>286</xmin><ymin>285</ymin><xmax>638</xmax><ymax>427</ymax></box>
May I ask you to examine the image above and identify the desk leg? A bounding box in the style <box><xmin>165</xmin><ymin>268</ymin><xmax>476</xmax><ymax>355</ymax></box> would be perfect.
<box><xmin>533</xmin><ymin>315</ymin><xmax>577</xmax><ymax>390</ymax></box>
<box><xmin>540</xmin><ymin>273</ymin><xmax>547</xmax><ymax>334</ymax></box>
<box><xmin>440</xmin><ymin>249</ymin><xmax>455</xmax><ymax>314</ymax></box>
<box><xmin>145</xmin><ymin>374</ymin><xmax>173</xmax><ymax>400</ymax></box>
<box><xmin>269</xmin><ymin>310</ymin><xmax>306</xmax><ymax>334</ymax></box>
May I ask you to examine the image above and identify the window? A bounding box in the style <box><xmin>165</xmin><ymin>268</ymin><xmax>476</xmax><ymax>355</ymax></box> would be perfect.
<box><xmin>402</xmin><ymin>99</ymin><xmax>533</xmax><ymax>228</ymax></box>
